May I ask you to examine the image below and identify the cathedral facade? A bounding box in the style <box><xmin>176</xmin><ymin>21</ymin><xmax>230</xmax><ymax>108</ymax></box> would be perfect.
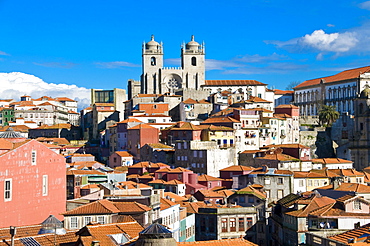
<box><xmin>129</xmin><ymin>35</ymin><xmax>205</xmax><ymax>98</ymax></box>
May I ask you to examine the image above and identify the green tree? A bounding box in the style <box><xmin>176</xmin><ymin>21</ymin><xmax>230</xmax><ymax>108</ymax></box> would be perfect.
<box><xmin>318</xmin><ymin>105</ymin><xmax>340</xmax><ymax>127</ymax></box>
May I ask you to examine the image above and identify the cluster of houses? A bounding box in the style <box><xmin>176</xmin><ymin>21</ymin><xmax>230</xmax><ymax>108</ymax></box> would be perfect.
<box><xmin>3</xmin><ymin>38</ymin><xmax>370</xmax><ymax>245</ymax></box>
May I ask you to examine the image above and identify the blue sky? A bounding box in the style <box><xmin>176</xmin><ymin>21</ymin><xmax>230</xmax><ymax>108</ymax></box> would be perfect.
<box><xmin>1</xmin><ymin>0</ymin><xmax>370</xmax><ymax>92</ymax></box>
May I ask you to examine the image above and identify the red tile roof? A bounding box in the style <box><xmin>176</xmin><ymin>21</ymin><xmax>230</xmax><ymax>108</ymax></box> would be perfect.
<box><xmin>204</xmin><ymin>80</ymin><xmax>266</xmax><ymax>86</ymax></box>
<box><xmin>114</xmin><ymin>151</ymin><xmax>133</xmax><ymax>157</ymax></box>
<box><xmin>275</xmin><ymin>104</ymin><xmax>298</xmax><ymax>109</ymax></box>
<box><xmin>62</xmin><ymin>199</ymin><xmax>151</xmax><ymax>216</ymax></box>
<box><xmin>220</xmin><ymin>165</ymin><xmax>254</xmax><ymax>172</ymax></box>
<box><xmin>245</xmin><ymin>96</ymin><xmax>272</xmax><ymax>103</ymax></box>
<box><xmin>294</xmin><ymin>65</ymin><xmax>370</xmax><ymax>89</ymax></box>
<box><xmin>198</xmin><ymin>174</ymin><xmax>223</xmax><ymax>182</ymax></box>
<box><xmin>273</xmin><ymin>89</ymin><xmax>294</xmax><ymax>95</ymax></box>
<box><xmin>76</xmin><ymin>220</ymin><xmax>143</xmax><ymax>246</ymax></box>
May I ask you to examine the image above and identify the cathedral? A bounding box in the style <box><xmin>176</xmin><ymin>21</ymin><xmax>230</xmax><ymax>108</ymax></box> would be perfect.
<box><xmin>128</xmin><ymin>35</ymin><xmax>205</xmax><ymax>98</ymax></box>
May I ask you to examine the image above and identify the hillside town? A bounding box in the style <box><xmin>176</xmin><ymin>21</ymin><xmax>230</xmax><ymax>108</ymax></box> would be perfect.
<box><xmin>2</xmin><ymin>36</ymin><xmax>370</xmax><ymax>246</ymax></box>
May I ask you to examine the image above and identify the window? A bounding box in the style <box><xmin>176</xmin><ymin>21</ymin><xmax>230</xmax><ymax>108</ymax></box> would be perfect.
<box><xmin>278</xmin><ymin>178</ymin><xmax>284</xmax><ymax>185</ymax></box>
<box><xmin>221</xmin><ymin>218</ymin><xmax>228</xmax><ymax>232</ymax></box>
<box><xmin>277</xmin><ymin>189</ymin><xmax>284</xmax><ymax>199</ymax></box>
<box><xmin>354</xmin><ymin>200</ymin><xmax>362</xmax><ymax>210</ymax></box>
<box><xmin>239</xmin><ymin>218</ymin><xmax>245</xmax><ymax>231</ymax></box>
<box><xmin>191</xmin><ymin>57</ymin><xmax>197</xmax><ymax>66</ymax></box>
<box><xmin>240</xmin><ymin>196</ymin><xmax>245</xmax><ymax>203</ymax></box>
<box><xmin>246</xmin><ymin>217</ymin><xmax>253</xmax><ymax>229</ymax></box>
<box><xmin>248</xmin><ymin>195</ymin><xmax>254</xmax><ymax>203</ymax></box>
<box><xmin>4</xmin><ymin>179</ymin><xmax>12</xmax><ymax>201</ymax></box>
<box><xmin>299</xmin><ymin>180</ymin><xmax>304</xmax><ymax>187</ymax></box>
<box><xmin>265</xmin><ymin>190</ymin><xmax>270</xmax><ymax>199</ymax></box>
<box><xmin>70</xmin><ymin>217</ymin><xmax>78</xmax><ymax>229</ymax></box>
<box><xmin>42</xmin><ymin>175</ymin><xmax>48</xmax><ymax>196</ymax></box>
<box><xmin>84</xmin><ymin>216</ymin><xmax>92</xmax><ymax>226</ymax></box>
<box><xmin>151</xmin><ymin>57</ymin><xmax>156</xmax><ymax>66</ymax></box>
<box><xmin>31</xmin><ymin>150</ymin><xmax>37</xmax><ymax>165</ymax></box>
<box><xmin>230</xmin><ymin>218</ymin><xmax>236</xmax><ymax>232</ymax></box>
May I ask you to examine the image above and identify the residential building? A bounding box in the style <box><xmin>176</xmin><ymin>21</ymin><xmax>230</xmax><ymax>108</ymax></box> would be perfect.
<box><xmin>160</xmin><ymin>198</ymin><xmax>181</xmax><ymax>241</ymax></box>
<box><xmin>273</xmin><ymin>89</ymin><xmax>294</xmax><ymax>107</ymax></box>
<box><xmin>174</xmin><ymin>140</ymin><xmax>236</xmax><ymax>177</ymax></box>
<box><xmin>173</xmin><ymin>98</ymin><xmax>212</xmax><ymax>122</ymax></box>
<box><xmin>62</xmin><ymin>199</ymin><xmax>152</xmax><ymax>229</ymax></box>
<box><xmin>108</xmin><ymin>151</ymin><xmax>134</xmax><ymax>168</ymax></box>
<box><xmin>127</xmin><ymin>123</ymin><xmax>159</xmax><ymax>160</ymax></box>
<box><xmin>28</xmin><ymin>123</ymin><xmax>81</xmax><ymax>141</ymax></box>
<box><xmin>140</xmin><ymin>143</ymin><xmax>175</xmax><ymax>165</ymax></box>
<box><xmin>91</xmin><ymin>88</ymin><xmax>126</xmax><ymax>121</ymax></box>
<box><xmin>195</xmin><ymin>206</ymin><xmax>258</xmax><ymax>242</ymax></box>
<box><xmin>0</xmin><ymin>139</ymin><xmax>66</xmax><ymax>227</ymax></box>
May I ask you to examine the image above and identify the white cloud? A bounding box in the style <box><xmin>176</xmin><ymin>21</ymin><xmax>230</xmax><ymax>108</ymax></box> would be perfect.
<box><xmin>95</xmin><ymin>61</ymin><xmax>140</xmax><ymax>68</ymax></box>
<box><xmin>359</xmin><ymin>1</ymin><xmax>370</xmax><ymax>10</ymax></box>
<box><xmin>267</xmin><ymin>29</ymin><xmax>360</xmax><ymax>58</ymax></box>
<box><xmin>0</xmin><ymin>51</ymin><xmax>9</xmax><ymax>56</ymax></box>
<box><xmin>0</xmin><ymin>72</ymin><xmax>90</xmax><ymax>110</ymax></box>
<box><xmin>300</xmin><ymin>29</ymin><xmax>358</xmax><ymax>52</ymax></box>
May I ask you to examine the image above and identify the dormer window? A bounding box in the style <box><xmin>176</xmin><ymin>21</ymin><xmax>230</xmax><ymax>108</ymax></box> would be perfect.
<box><xmin>354</xmin><ymin>200</ymin><xmax>361</xmax><ymax>210</ymax></box>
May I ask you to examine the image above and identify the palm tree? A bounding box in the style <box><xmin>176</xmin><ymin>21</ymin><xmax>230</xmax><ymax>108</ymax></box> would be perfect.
<box><xmin>318</xmin><ymin>105</ymin><xmax>340</xmax><ymax>127</ymax></box>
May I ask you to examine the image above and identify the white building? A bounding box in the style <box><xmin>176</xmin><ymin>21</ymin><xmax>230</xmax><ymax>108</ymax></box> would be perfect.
<box><xmin>294</xmin><ymin>65</ymin><xmax>370</xmax><ymax>116</ymax></box>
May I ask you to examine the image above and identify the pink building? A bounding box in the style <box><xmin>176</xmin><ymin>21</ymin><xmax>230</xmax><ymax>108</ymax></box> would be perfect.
<box><xmin>0</xmin><ymin>139</ymin><xmax>66</xmax><ymax>227</ymax></box>
<box><xmin>127</xmin><ymin>124</ymin><xmax>159</xmax><ymax>160</ymax></box>
<box><xmin>198</xmin><ymin>174</ymin><xmax>223</xmax><ymax>189</ymax></box>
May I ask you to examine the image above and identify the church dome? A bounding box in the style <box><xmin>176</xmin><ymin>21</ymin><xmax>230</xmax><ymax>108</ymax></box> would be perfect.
<box><xmin>146</xmin><ymin>35</ymin><xmax>160</xmax><ymax>50</ymax></box>
<box><xmin>186</xmin><ymin>35</ymin><xmax>200</xmax><ymax>50</ymax></box>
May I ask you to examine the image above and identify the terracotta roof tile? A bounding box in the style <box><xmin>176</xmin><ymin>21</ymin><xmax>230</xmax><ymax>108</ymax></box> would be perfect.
<box><xmin>294</xmin><ymin>65</ymin><xmax>370</xmax><ymax>89</ymax></box>
<box><xmin>62</xmin><ymin>199</ymin><xmax>121</xmax><ymax>215</ymax></box>
<box><xmin>198</xmin><ymin>174</ymin><xmax>223</xmax><ymax>182</ymax></box>
<box><xmin>114</xmin><ymin>151</ymin><xmax>133</xmax><ymax>157</ymax></box>
<box><xmin>273</xmin><ymin>89</ymin><xmax>294</xmax><ymax>95</ymax></box>
<box><xmin>160</xmin><ymin>198</ymin><xmax>178</xmax><ymax>210</ymax></box>
<box><xmin>76</xmin><ymin>221</ymin><xmax>143</xmax><ymax>246</ymax></box>
<box><xmin>204</xmin><ymin>80</ymin><xmax>266</xmax><ymax>86</ymax></box>
<box><xmin>220</xmin><ymin>165</ymin><xmax>254</xmax><ymax>172</ymax></box>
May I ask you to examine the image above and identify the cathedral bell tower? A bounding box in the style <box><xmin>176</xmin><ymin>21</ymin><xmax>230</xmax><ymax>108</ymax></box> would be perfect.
<box><xmin>142</xmin><ymin>35</ymin><xmax>163</xmax><ymax>94</ymax></box>
<box><xmin>181</xmin><ymin>35</ymin><xmax>205</xmax><ymax>90</ymax></box>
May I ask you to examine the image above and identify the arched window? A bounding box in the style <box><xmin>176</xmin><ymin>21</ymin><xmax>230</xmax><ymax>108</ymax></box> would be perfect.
<box><xmin>151</xmin><ymin>57</ymin><xmax>156</xmax><ymax>66</ymax></box>
<box><xmin>191</xmin><ymin>57</ymin><xmax>197</xmax><ymax>66</ymax></box>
